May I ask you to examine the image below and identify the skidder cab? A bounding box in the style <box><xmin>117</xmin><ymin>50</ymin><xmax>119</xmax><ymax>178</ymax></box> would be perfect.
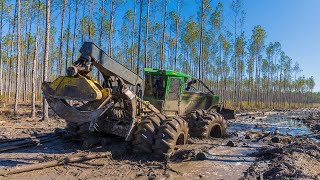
<box><xmin>42</xmin><ymin>42</ymin><xmax>235</xmax><ymax>157</ymax></box>
<box><xmin>144</xmin><ymin>68</ymin><xmax>222</xmax><ymax>116</ymax></box>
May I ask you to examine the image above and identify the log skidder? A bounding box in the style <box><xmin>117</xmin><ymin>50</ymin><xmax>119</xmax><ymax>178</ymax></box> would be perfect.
<box><xmin>42</xmin><ymin>42</ymin><xmax>235</xmax><ymax>158</ymax></box>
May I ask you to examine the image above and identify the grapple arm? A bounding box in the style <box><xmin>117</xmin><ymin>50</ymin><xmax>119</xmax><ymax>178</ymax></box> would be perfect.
<box><xmin>42</xmin><ymin>42</ymin><xmax>142</xmax><ymax>140</ymax></box>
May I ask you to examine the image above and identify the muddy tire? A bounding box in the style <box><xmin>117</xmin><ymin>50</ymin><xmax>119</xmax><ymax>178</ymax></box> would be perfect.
<box><xmin>152</xmin><ymin>116</ymin><xmax>189</xmax><ymax>157</ymax></box>
<box><xmin>131</xmin><ymin>114</ymin><xmax>161</xmax><ymax>153</ymax></box>
<box><xmin>188</xmin><ymin>110</ymin><xmax>227</xmax><ymax>138</ymax></box>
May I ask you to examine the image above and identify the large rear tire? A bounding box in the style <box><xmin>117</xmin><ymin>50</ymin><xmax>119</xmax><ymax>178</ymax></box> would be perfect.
<box><xmin>152</xmin><ymin>116</ymin><xmax>189</xmax><ymax>157</ymax></box>
<box><xmin>131</xmin><ymin>114</ymin><xmax>161</xmax><ymax>153</ymax></box>
<box><xmin>188</xmin><ymin>110</ymin><xmax>227</xmax><ymax>138</ymax></box>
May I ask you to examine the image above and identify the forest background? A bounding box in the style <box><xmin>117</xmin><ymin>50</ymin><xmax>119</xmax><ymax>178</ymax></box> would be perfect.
<box><xmin>0</xmin><ymin>0</ymin><xmax>319</xmax><ymax>119</ymax></box>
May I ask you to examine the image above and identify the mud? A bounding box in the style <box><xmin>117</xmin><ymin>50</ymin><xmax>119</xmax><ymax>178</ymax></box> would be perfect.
<box><xmin>242</xmin><ymin>138</ymin><xmax>320</xmax><ymax>180</ymax></box>
<box><xmin>0</xmin><ymin>105</ymin><xmax>319</xmax><ymax>179</ymax></box>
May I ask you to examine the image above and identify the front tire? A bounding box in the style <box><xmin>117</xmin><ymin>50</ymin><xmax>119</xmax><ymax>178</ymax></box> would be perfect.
<box><xmin>152</xmin><ymin>116</ymin><xmax>189</xmax><ymax>157</ymax></box>
<box><xmin>131</xmin><ymin>114</ymin><xmax>161</xmax><ymax>153</ymax></box>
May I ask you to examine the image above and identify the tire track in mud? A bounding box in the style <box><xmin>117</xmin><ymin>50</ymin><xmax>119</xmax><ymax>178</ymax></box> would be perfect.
<box><xmin>2</xmin><ymin>107</ymin><xmax>319</xmax><ymax>179</ymax></box>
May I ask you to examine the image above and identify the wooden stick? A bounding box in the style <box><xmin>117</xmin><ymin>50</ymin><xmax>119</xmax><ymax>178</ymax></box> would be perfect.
<box><xmin>0</xmin><ymin>134</ymin><xmax>54</xmax><ymax>144</ymax></box>
<box><xmin>0</xmin><ymin>152</ymin><xmax>112</xmax><ymax>176</ymax></box>
<box><xmin>0</xmin><ymin>135</ymin><xmax>57</xmax><ymax>148</ymax></box>
<box><xmin>0</xmin><ymin>136</ymin><xmax>59</xmax><ymax>152</ymax></box>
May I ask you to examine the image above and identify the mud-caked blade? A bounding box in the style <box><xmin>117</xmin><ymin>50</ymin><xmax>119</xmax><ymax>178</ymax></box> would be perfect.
<box><xmin>42</xmin><ymin>82</ymin><xmax>108</xmax><ymax>125</ymax></box>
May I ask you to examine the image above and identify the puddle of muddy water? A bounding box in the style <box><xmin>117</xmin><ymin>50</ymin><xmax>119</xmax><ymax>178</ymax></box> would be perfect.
<box><xmin>228</xmin><ymin>115</ymin><xmax>312</xmax><ymax>136</ymax></box>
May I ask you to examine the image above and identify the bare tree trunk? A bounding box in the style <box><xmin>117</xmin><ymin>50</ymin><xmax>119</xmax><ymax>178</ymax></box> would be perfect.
<box><xmin>0</xmin><ymin>0</ymin><xmax>3</xmax><ymax>97</ymax></box>
<box><xmin>31</xmin><ymin>39</ymin><xmax>38</xmax><ymax>118</ymax></box>
<box><xmin>160</xmin><ymin>0</ymin><xmax>168</xmax><ymax>69</ymax></box>
<box><xmin>43</xmin><ymin>0</ymin><xmax>51</xmax><ymax>120</ymax></box>
<box><xmin>99</xmin><ymin>0</ymin><xmax>105</xmax><ymax>48</ymax></box>
<box><xmin>8</xmin><ymin>4</ymin><xmax>17</xmax><ymax>103</ymax></box>
<box><xmin>198</xmin><ymin>0</ymin><xmax>204</xmax><ymax>80</ymax></box>
<box><xmin>97</xmin><ymin>0</ymin><xmax>105</xmax><ymax>81</ymax></box>
<box><xmin>233</xmin><ymin>15</ymin><xmax>237</xmax><ymax>108</ymax></box>
<box><xmin>23</xmin><ymin>20</ymin><xmax>31</xmax><ymax>103</ymax></box>
<box><xmin>130</xmin><ymin>0</ymin><xmax>136</xmax><ymax>70</ymax></box>
<box><xmin>108</xmin><ymin>0</ymin><xmax>115</xmax><ymax>57</ymax></box>
<box><xmin>65</xmin><ymin>1</ymin><xmax>71</xmax><ymax>71</ymax></box>
<box><xmin>150</xmin><ymin>26</ymin><xmax>155</xmax><ymax>68</ymax></box>
<box><xmin>72</xmin><ymin>0</ymin><xmax>78</xmax><ymax>62</ymax></box>
<box><xmin>174</xmin><ymin>0</ymin><xmax>181</xmax><ymax>71</ymax></box>
<box><xmin>32</xmin><ymin>2</ymin><xmax>40</xmax><ymax>118</ymax></box>
<box><xmin>14</xmin><ymin>0</ymin><xmax>21</xmax><ymax>115</ymax></box>
<box><xmin>58</xmin><ymin>0</ymin><xmax>66</xmax><ymax>75</ymax></box>
<box><xmin>144</xmin><ymin>0</ymin><xmax>150</xmax><ymax>69</ymax></box>
<box><xmin>81</xmin><ymin>0</ymin><xmax>86</xmax><ymax>44</ymax></box>
<box><xmin>136</xmin><ymin>0</ymin><xmax>143</xmax><ymax>74</ymax></box>
<box><xmin>88</xmin><ymin>0</ymin><xmax>94</xmax><ymax>40</ymax></box>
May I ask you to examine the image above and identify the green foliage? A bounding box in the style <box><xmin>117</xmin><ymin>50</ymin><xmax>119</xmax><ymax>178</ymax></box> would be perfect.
<box><xmin>211</xmin><ymin>2</ymin><xmax>223</xmax><ymax>30</ymax></box>
<box><xmin>182</xmin><ymin>18</ymin><xmax>199</xmax><ymax>47</ymax></box>
<box><xmin>80</xmin><ymin>16</ymin><xmax>96</xmax><ymax>37</ymax></box>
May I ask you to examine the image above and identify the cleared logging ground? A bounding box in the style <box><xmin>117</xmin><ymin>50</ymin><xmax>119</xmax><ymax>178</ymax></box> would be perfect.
<box><xmin>0</xmin><ymin>104</ymin><xmax>319</xmax><ymax>179</ymax></box>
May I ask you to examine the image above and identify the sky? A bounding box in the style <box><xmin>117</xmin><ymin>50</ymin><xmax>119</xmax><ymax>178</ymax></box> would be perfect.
<box><xmin>232</xmin><ymin>0</ymin><xmax>320</xmax><ymax>91</ymax></box>
<box><xmin>3</xmin><ymin>0</ymin><xmax>320</xmax><ymax>90</ymax></box>
<box><xmin>244</xmin><ymin>0</ymin><xmax>320</xmax><ymax>91</ymax></box>
<box><xmin>62</xmin><ymin>0</ymin><xmax>320</xmax><ymax>92</ymax></box>
<box><xmin>173</xmin><ymin>0</ymin><xmax>320</xmax><ymax>91</ymax></box>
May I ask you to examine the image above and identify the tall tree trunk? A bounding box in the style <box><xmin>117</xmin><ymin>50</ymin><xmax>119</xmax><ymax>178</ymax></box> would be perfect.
<box><xmin>108</xmin><ymin>0</ymin><xmax>115</xmax><ymax>57</ymax></box>
<box><xmin>98</xmin><ymin>0</ymin><xmax>105</xmax><ymax>82</ymax></box>
<box><xmin>130</xmin><ymin>0</ymin><xmax>136</xmax><ymax>70</ymax></box>
<box><xmin>199</xmin><ymin>0</ymin><xmax>204</xmax><ymax>80</ymax></box>
<box><xmin>81</xmin><ymin>0</ymin><xmax>86</xmax><ymax>44</ymax></box>
<box><xmin>5</xmin><ymin>44</ymin><xmax>9</xmax><ymax>99</ymax></box>
<box><xmin>65</xmin><ymin>1</ymin><xmax>71</xmax><ymax>70</ymax></box>
<box><xmin>0</xmin><ymin>0</ymin><xmax>3</xmax><ymax>97</ymax></box>
<box><xmin>150</xmin><ymin>26</ymin><xmax>155</xmax><ymax>67</ymax></box>
<box><xmin>14</xmin><ymin>0</ymin><xmax>21</xmax><ymax>115</ymax></box>
<box><xmin>8</xmin><ymin>3</ymin><xmax>17</xmax><ymax>103</ymax></box>
<box><xmin>174</xmin><ymin>0</ymin><xmax>181</xmax><ymax>70</ymax></box>
<box><xmin>99</xmin><ymin>0</ymin><xmax>105</xmax><ymax>48</ymax></box>
<box><xmin>43</xmin><ymin>0</ymin><xmax>51</xmax><ymax>120</ymax></box>
<box><xmin>58</xmin><ymin>0</ymin><xmax>66</xmax><ymax>75</ymax></box>
<box><xmin>233</xmin><ymin>15</ymin><xmax>237</xmax><ymax>108</ymax></box>
<box><xmin>160</xmin><ymin>0</ymin><xmax>168</xmax><ymax>69</ymax></box>
<box><xmin>72</xmin><ymin>0</ymin><xmax>78</xmax><ymax>62</ymax></box>
<box><xmin>32</xmin><ymin>1</ymin><xmax>41</xmax><ymax>118</ymax></box>
<box><xmin>144</xmin><ymin>0</ymin><xmax>150</xmax><ymax>69</ymax></box>
<box><xmin>88</xmin><ymin>0</ymin><xmax>93</xmax><ymax>40</ymax></box>
<box><xmin>23</xmin><ymin>19</ymin><xmax>31</xmax><ymax>103</ymax></box>
<box><xmin>136</xmin><ymin>0</ymin><xmax>143</xmax><ymax>74</ymax></box>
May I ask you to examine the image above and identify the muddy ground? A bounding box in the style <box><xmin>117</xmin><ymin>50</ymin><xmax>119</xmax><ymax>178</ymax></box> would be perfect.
<box><xmin>0</xmin><ymin>105</ymin><xmax>319</xmax><ymax>180</ymax></box>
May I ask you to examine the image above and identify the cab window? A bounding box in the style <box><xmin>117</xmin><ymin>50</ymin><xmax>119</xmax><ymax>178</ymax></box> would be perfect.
<box><xmin>144</xmin><ymin>74</ymin><xmax>166</xmax><ymax>99</ymax></box>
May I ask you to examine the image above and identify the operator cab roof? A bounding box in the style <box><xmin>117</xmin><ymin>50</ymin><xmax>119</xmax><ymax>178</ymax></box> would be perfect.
<box><xmin>144</xmin><ymin>68</ymin><xmax>192</xmax><ymax>78</ymax></box>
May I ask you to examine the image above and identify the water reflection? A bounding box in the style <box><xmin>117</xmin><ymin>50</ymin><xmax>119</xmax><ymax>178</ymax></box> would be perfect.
<box><xmin>228</xmin><ymin>116</ymin><xmax>312</xmax><ymax>136</ymax></box>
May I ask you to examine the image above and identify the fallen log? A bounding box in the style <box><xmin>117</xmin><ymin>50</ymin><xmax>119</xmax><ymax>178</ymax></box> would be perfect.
<box><xmin>0</xmin><ymin>152</ymin><xmax>112</xmax><ymax>176</ymax></box>
<box><xmin>0</xmin><ymin>136</ymin><xmax>59</xmax><ymax>152</ymax></box>
<box><xmin>0</xmin><ymin>133</ymin><xmax>54</xmax><ymax>144</ymax></box>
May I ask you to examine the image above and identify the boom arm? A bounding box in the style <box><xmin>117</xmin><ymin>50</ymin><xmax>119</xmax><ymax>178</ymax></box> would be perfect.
<box><xmin>79</xmin><ymin>42</ymin><xmax>144</xmax><ymax>87</ymax></box>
